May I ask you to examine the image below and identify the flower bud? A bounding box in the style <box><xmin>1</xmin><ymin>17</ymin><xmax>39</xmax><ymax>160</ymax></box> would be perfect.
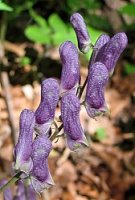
<box><xmin>95</xmin><ymin>32</ymin><xmax>128</xmax><ymax>76</ymax></box>
<box><xmin>35</xmin><ymin>78</ymin><xmax>59</xmax><ymax>134</ymax></box>
<box><xmin>61</xmin><ymin>91</ymin><xmax>88</xmax><ymax>151</ymax></box>
<box><xmin>14</xmin><ymin>109</ymin><xmax>35</xmax><ymax>173</ymax></box>
<box><xmin>70</xmin><ymin>13</ymin><xmax>91</xmax><ymax>53</ymax></box>
<box><xmin>85</xmin><ymin>62</ymin><xmax>109</xmax><ymax>118</ymax></box>
<box><xmin>59</xmin><ymin>41</ymin><xmax>80</xmax><ymax>94</ymax></box>
<box><xmin>30</xmin><ymin>135</ymin><xmax>54</xmax><ymax>193</ymax></box>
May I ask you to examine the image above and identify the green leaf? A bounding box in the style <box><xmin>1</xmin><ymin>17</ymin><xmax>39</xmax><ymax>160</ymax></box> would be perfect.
<box><xmin>87</xmin><ymin>14</ymin><xmax>112</xmax><ymax>32</ymax></box>
<box><xmin>24</xmin><ymin>25</ymin><xmax>51</xmax><ymax>44</ymax></box>
<box><xmin>67</xmin><ymin>0</ymin><xmax>100</xmax><ymax>11</ymax></box>
<box><xmin>48</xmin><ymin>13</ymin><xmax>67</xmax><ymax>33</ymax></box>
<box><xmin>30</xmin><ymin>10</ymin><xmax>47</xmax><ymax>28</ymax></box>
<box><xmin>95</xmin><ymin>128</ymin><xmax>106</xmax><ymax>141</ymax></box>
<box><xmin>0</xmin><ymin>1</ymin><xmax>13</xmax><ymax>12</ymax></box>
<box><xmin>124</xmin><ymin>63</ymin><xmax>135</xmax><ymax>75</ymax></box>
<box><xmin>119</xmin><ymin>3</ymin><xmax>135</xmax><ymax>16</ymax></box>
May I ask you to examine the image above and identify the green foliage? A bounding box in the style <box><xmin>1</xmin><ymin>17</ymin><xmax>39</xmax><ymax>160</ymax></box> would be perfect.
<box><xmin>24</xmin><ymin>10</ymin><xmax>51</xmax><ymax>44</ymax></box>
<box><xmin>87</xmin><ymin>14</ymin><xmax>112</xmax><ymax>32</ymax></box>
<box><xmin>67</xmin><ymin>0</ymin><xmax>101</xmax><ymax>12</ymax></box>
<box><xmin>119</xmin><ymin>3</ymin><xmax>135</xmax><ymax>16</ymax></box>
<box><xmin>94</xmin><ymin>128</ymin><xmax>106</xmax><ymax>141</ymax></box>
<box><xmin>24</xmin><ymin>11</ymin><xmax>102</xmax><ymax>59</ymax></box>
<box><xmin>0</xmin><ymin>1</ymin><xmax>13</xmax><ymax>12</ymax></box>
<box><xmin>124</xmin><ymin>63</ymin><xmax>135</xmax><ymax>75</ymax></box>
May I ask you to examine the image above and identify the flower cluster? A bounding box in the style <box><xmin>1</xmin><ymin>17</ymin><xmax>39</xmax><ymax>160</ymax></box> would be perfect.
<box><xmin>12</xmin><ymin>12</ymin><xmax>128</xmax><ymax>195</ymax></box>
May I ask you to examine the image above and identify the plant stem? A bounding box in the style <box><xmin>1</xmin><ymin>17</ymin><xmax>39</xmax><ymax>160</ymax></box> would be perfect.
<box><xmin>0</xmin><ymin>171</ymin><xmax>22</xmax><ymax>193</ymax></box>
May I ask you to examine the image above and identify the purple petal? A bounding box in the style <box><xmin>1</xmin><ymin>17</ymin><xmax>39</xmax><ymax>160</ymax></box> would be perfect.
<box><xmin>61</xmin><ymin>92</ymin><xmax>88</xmax><ymax>151</ymax></box>
<box><xmin>26</xmin><ymin>184</ymin><xmax>36</xmax><ymax>200</ymax></box>
<box><xmin>14</xmin><ymin>109</ymin><xmax>35</xmax><ymax>173</ymax></box>
<box><xmin>95</xmin><ymin>32</ymin><xmax>128</xmax><ymax>76</ymax></box>
<box><xmin>59</xmin><ymin>41</ymin><xmax>80</xmax><ymax>93</ymax></box>
<box><xmin>14</xmin><ymin>181</ymin><xmax>26</xmax><ymax>200</ymax></box>
<box><xmin>35</xmin><ymin>78</ymin><xmax>59</xmax><ymax>134</ymax></box>
<box><xmin>70</xmin><ymin>13</ymin><xmax>91</xmax><ymax>53</ymax></box>
<box><xmin>0</xmin><ymin>179</ymin><xmax>13</xmax><ymax>200</ymax></box>
<box><xmin>14</xmin><ymin>181</ymin><xmax>36</xmax><ymax>200</ymax></box>
<box><xmin>85</xmin><ymin>62</ymin><xmax>109</xmax><ymax>118</ymax></box>
<box><xmin>88</xmin><ymin>34</ymin><xmax>110</xmax><ymax>69</ymax></box>
<box><xmin>94</xmin><ymin>34</ymin><xmax>110</xmax><ymax>51</ymax></box>
<box><xmin>30</xmin><ymin>135</ymin><xmax>54</xmax><ymax>193</ymax></box>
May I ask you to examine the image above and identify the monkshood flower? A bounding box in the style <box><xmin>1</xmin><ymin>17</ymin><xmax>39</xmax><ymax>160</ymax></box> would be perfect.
<box><xmin>95</xmin><ymin>32</ymin><xmax>128</xmax><ymax>76</ymax></box>
<box><xmin>26</xmin><ymin>185</ymin><xmax>36</xmax><ymax>200</ymax></box>
<box><xmin>61</xmin><ymin>91</ymin><xmax>88</xmax><ymax>151</ymax></box>
<box><xmin>14</xmin><ymin>181</ymin><xmax>36</xmax><ymax>200</ymax></box>
<box><xmin>14</xmin><ymin>109</ymin><xmax>35</xmax><ymax>174</ymax></box>
<box><xmin>89</xmin><ymin>34</ymin><xmax>110</xmax><ymax>67</ymax></box>
<box><xmin>70</xmin><ymin>13</ymin><xmax>91</xmax><ymax>53</ymax></box>
<box><xmin>30</xmin><ymin>135</ymin><xmax>54</xmax><ymax>193</ymax></box>
<box><xmin>14</xmin><ymin>181</ymin><xmax>26</xmax><ymax>200</ymax></box>
<box><xmin>35</xmin><ymin>78</ymin><xmax>59</xmax><ymax>134</ymax></box>
<box><xmin>0</xmin><ymin>179</ymin><xmax>13</xmax><ymax>200</ymax></box>
<box><xmin>85</xmin><ymin>62</ymin><xmax>109</xmax><ymax>118</ymax></box>
<box><xmin>59</xmin><ymin>41</ymin><xmax>80</xmax><ymax>94</ymax></box>
<box><xmin>93</xmin><ymin>34</ymin><xmax>110</xmax><ymax>58</ymax></box>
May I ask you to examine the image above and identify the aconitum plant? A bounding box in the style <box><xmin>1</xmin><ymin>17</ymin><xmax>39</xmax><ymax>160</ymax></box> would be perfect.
<box><xmin>0</xmin><ymin>12</ymin><xmax>128</xmax><ymax>198</ymax></box>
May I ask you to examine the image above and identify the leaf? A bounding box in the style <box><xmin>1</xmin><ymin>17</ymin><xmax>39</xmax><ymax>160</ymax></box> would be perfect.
<box><xmin>24</xmin><ymin>25</ymin><xmax>51</xmax><ymax>44</ymax></box>
<box><xmin>119</xmin><ymin>3</ymin><xmax>135</xmax><ymax>16</ymax></box>
<box><xmin>124</xmin><ymin>63</ymin><xmax>135</xmax><ymax>75</ymax></box>
<box><xmin>48</xmin><ymin>13</ymin><xmax>67</xmax><ymax>33</ymax></box>
<box><xmin>94</xmin><ymin>128</ymin><xmax>106</xmax><ymax>141</ymax></box>
<box><xmin>0</xmin><ymin>1</ymin><xmax>13</xmax><ymax>12</ymax></box>
<box><xmin>67</xmin><ymin>0</ymin><xmax>100</xmax><ymax>11</ymax></box>
<box><xmin>30</xmin><ymin>10</ymin><xmax>47</xmax><ymax>28</ymax></box>
<box><xmin>87</xmin><ymin>14</ymin><xmax>112</xmax><ymax>32</ymax></box>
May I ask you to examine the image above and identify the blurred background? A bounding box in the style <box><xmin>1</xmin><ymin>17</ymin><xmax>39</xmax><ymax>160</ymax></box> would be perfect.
<box><xmin>0</xmin><ymin>0</ymin><xmax>135</xmax><ymax>199</ymax></box>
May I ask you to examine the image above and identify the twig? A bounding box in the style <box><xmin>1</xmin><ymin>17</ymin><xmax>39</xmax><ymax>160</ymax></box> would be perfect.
<box><xmin>0</xmin><ymin>11</ymin><xmax>17</xmax><ymax>145</ymax></box>
<box><xmin>0</xmin><ymin>72</ymin><xmax>17</xmax><ymax>145</ymax></box>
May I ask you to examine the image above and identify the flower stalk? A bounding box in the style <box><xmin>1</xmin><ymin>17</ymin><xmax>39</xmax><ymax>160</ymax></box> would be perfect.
<box><xmin>0</xmin><ymin>172</ymin><xmax>22</xmax><ymax>193</ymax></box>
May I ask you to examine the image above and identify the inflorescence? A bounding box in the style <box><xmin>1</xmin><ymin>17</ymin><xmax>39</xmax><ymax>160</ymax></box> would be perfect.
<box><xmin>2</xmin><ymin>12</ymin><xmax>128</xmax><ymax>196</ymax></box>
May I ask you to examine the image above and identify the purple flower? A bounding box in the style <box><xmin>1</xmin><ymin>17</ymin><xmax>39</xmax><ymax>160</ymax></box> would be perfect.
<box><xmin>95</xmin><ymin>32</ymin><xmax>128</xmax><ymax>76</ymax></box>
<box><xmin>59</xmin><ymin>41</ymin><xmax>80</xmax><ymax>94</ymax></box>
<box><xmin>70</xmin><ymin>13</ymin><xmax>91</xmax><ymax>53</ymax></box>
<box><xmin>85</xmin><ymin>62</ymin><xmax>109</xmax><ymax>118</ymax></box>
<box><xmin>30</xmin><ymin>135</ymin><xmax>54</xmax><ymax>193</ymax></box>
<box><xmin>14</xmin><ymin>109</ymin><xmax>35</xmax><ymax>173</ymax></box>
<box><xmin>35</xmin><ymin>78</ymin><xmax>59</xmax><ymax>134</ymax></box>
<box><xmin>93</xmin><ymin>34</ymin><xmax>110</xmax><ymax>58</ymax></box>
<box><xmin>61</xmin><ymin>91</ymin><xmax>88</xmax><ymax>151</ymax></box>
<box><xmin>14</xmin><ymin>181</ymin><xmax>26</xmax><ymax>200</ymax></box>
<box><xmin>14</xmin><ymin>181</ymin><xmax>36</xmax><ymax>200</ymax></box>
<box><xmin>88</xmin><ymin>34</ymin><xmax>110</xmax><ymax>68</ymax></box>
<box><xmin>0</xmin><ymin>179</ymin><xmax>13</xmax><ymax>200</ymax></box>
